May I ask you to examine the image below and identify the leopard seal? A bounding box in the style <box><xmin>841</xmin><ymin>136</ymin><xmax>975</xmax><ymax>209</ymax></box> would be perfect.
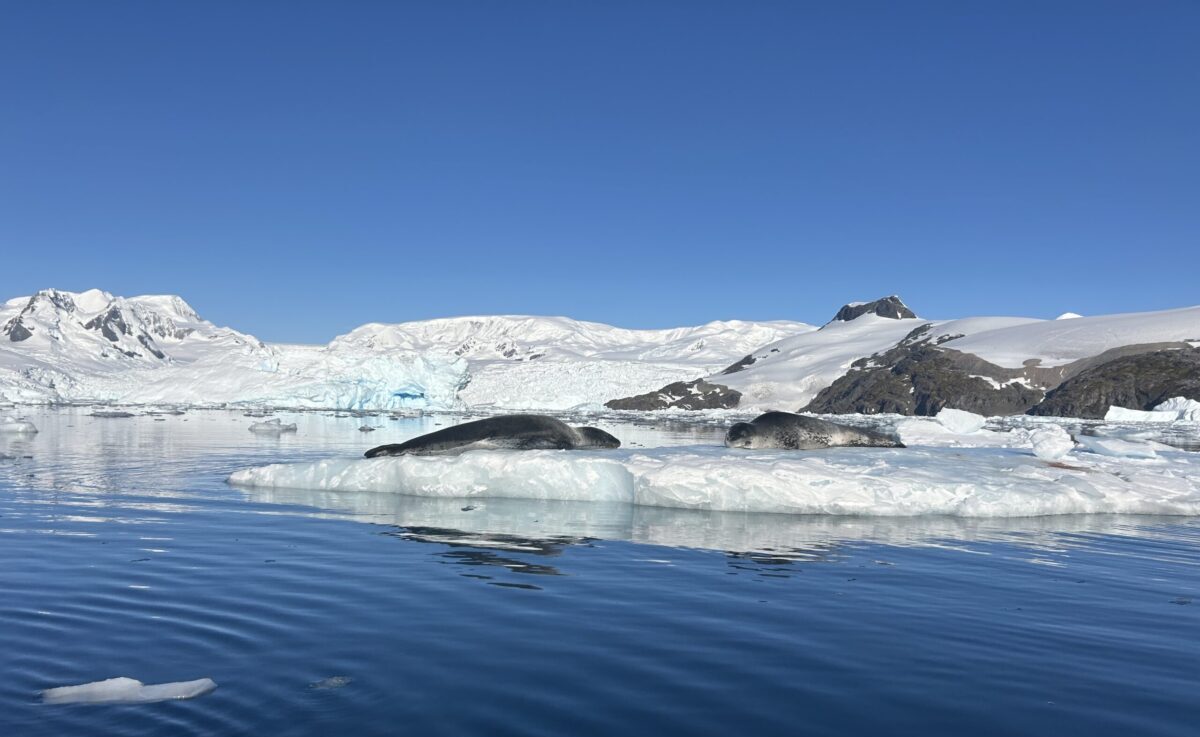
<box><xmin>364</xmin><ymin>414</ymin><xmax>621</xmax><ymax>457</ymax></box>
<box><xmin>725</xmin><ymin>411</ymin><xmax>904</xmax><ymax>450</ymax></box>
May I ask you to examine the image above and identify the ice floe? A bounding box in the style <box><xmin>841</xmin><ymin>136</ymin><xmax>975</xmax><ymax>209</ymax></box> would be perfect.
<box><xmin>228</xmin><ymin>443</ymin><xmax>1200</xmax><ymax>517</ymax></box>
<box><xmin>41</xmin><ymin>677</ymin><xmax>217</xmax><ymax>704</ymax></box>
<box><xmin>1029</xmin><ymin>425</ymin><xmax>1075</xmax><ymax>460</ymax></box>
<box><xmin>249</xmin><ymin>418</ymin><xmax>297</xmax><ymax>434</ymax></box>
<box><xmin>935</xmin><ymin>408</ymin><xmax>987</xmax><ymax>434</ymax></box>
<box><xmin>1075</xmin><ymin>435</ymin><xmax>1167</xmax><ymax>460</ymax></box>
<box><xmin>893</xmin><ymin>417</ymin><xmax>1012</xmax><ymax>448</ymax></box>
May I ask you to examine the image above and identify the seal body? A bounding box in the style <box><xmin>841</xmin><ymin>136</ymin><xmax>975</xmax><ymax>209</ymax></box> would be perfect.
<box><xmin>365</xmin><ymin>414</ymin><xmax>621</xmax><ymax>457</ymax></box>
<box><xmin>725</xmin><ymin>411</ymin><xmax>904</xmax><ymax>450</ymax></box>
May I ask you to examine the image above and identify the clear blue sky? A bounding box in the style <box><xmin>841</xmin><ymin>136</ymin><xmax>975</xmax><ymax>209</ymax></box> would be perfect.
<box><xmin>2</xmin><ymin>1</ymin><xmax>1197</xmax><ymax>342</ymax></box>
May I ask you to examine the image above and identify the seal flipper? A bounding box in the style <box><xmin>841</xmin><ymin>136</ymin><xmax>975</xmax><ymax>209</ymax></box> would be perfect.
<box><xmin>850</xmin><ymin>428</ymin><xmax>906</xmax><ymax>448</ymax></box>
<box><xmin>364</xmin><ymin>443</ymin><xmax>408</xmax><ymax>458</ymax></box>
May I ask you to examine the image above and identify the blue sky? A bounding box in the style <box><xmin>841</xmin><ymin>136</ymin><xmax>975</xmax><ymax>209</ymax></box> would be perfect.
<box><xmin>2</xmin><ymin>1</ymin><xmax>1197</xmax><ymax>342</ymax></box>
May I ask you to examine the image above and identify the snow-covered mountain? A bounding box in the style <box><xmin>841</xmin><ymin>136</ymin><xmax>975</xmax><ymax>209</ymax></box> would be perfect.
<box><xmin>4</xmin><ymin>288</ymin><xmax>1197</xmax><ymax>414</ymax></box>
<box><xmin>0</xmin><ymin>289</ymin><xmax>811</xmax><ymax>410</ymax></box>
<box><xmin>617</xmin><ymin>296</ymin><xmax>1200</xmax><ymax>414</ymax></box>
<box><xmin>0</xmin><ymin>289</ymin><xmax>466</xmax><ymax>409</ymax></box>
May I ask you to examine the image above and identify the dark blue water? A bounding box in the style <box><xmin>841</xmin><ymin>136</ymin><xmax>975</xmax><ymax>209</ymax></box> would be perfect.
<box><xmin>2</xmin><ymin>409</ymin><xmax>1199</xmax><ymax>736</ymax></box>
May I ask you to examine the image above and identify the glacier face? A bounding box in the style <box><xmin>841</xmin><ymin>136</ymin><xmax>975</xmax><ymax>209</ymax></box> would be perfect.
<box><xmin>0</xmin><ymin>290</ymin><xmax>810</xmax><ymax>410</ymax></box>
<box><xmin>334</xmin><ymin>315</ymin><xmax>814</xmax><ymax>410</ymax></box>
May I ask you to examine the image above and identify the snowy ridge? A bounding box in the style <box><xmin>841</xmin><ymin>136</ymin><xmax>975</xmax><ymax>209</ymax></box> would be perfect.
<box><xmin>938</xmin><ymin>306</ymin><xmax>1200</xmax><ymax>368</ymax></box>
<box><xmin>335</xmin><ymin>315</ymin><xmax>809</xmax><ymax>364</ymax></box>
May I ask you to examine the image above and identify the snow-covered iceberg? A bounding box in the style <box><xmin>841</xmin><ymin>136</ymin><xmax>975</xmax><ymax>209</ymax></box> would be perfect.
<box><xmin>1154</xmin><ymin>397</ymin><xmax>1200</xmax><ymax>422</ymax></box>
<box><xmin>1104</xmin><ymin>406</ymin><xmax>1182</xmax><ymax>423</ymax></box>
<box><xmin>41</xmin><ymin>677</ymin><xmax>217</xmax><ymax>704</ymax></box>
<box><xmin>228</xmin><ymin>444</ymin><xmax>1200</xmax><ymax>517</ymax></box>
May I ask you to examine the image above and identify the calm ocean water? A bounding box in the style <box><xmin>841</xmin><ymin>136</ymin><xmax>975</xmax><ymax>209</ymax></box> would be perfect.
<box><xmin>2</xmin><ymin>408</ymin><xmax>1198</xmax><ymax>736</ymax></box>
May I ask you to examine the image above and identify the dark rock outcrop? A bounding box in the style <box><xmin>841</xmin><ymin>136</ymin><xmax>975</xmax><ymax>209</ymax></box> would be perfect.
<box><xmin>802</xmin><ymin>338</ymin><xmax>1044</xmax><ymax>416</ymax></box>
<box><xmin>605</xmin><ymin>379</ymin><xmax>742</xmax><ymax>411</ymax></box>
<box><xmin>4</xmin><ymin>317</ymin><xmax>32</xmax><ymax>342</ymax></box>
<box><xmin>832</xmin><ymin>296</ymin><xmax>916</xmax><ymax>323</ymax></box>
<box><xmin>1028</xmin><ymin>348</ymin><xmax>1200</xmax><ymax>418</ymax></box>
<box><xmin>83</xmin><ymin>306</ymin><xmax>133</xmax><ymax>342</ymax></box>
<box><xmin>719</xmin><ymin>354</ymin><xmax>757</xmax><ymax>375</ymax></box>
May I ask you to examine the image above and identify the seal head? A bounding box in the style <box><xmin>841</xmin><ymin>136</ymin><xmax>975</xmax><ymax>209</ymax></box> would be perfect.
<box><xmin>572</xmin><ymin>426</ymin><xmax>621</xmax><ymax>449</ymax></box>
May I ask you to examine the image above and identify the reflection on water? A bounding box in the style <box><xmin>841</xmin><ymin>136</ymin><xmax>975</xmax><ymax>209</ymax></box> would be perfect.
<box><xmin>3</xmin><ymin>407</ymin><xmax>1199</xmax><ymax>558</ymax></box>
<box><xmin>3</xmin><ymin>408</ymin><xmax>1200</xmax><ymax>737</ymax></box>
<box><xmin>243</xmin><ymin>483</ymin><xmax>1200</xmax><ymax>562</ymax></box>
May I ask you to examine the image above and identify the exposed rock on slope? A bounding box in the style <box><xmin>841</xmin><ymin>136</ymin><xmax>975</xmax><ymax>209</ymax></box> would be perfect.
<box><xmin>1028</xmin><ymin>348</ymin><xmax>1200</xmax><ymax>419</ymax></box>
<box><xmin>610</xmin><ymin>298</ymin><xmax>1200</xmax><ymax>415</ymax></box>
<box><xmin>610</xmin><ymin>296</ymin><xmax>923</xmax><ymax>411</ymax></box>
<box><xmin>802</xmin><ymin>326</ymin><xmax>1044</xmax><ymax>416</ymax></box>
<box><xmin>604</xmin><ymin>380</ymin><xmax>741</xmax><ymax>411</ymax></box>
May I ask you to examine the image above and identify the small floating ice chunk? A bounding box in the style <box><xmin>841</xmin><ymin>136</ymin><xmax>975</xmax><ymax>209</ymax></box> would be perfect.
<box><xmin>41</xmin><ymin>676</ymin><xmax>217</xmax><ymax>704</ymax></box>
<box><xmin>0</xmin><ymin>416</ymin><xmax>38</xmax><ymax>434</ymax></box>
<box><xmin>1104</xmin><ymin>406</ymin><xmax>1180</xmax><ymax>423</ymax></box>
<box><xmin>249</xmin><ymin>419</ymin><xmax>297</xmax><ymax>434</ymax></box>
<box><xmin>309</xmin><ymin>676</ymin><xmax>353</xmax><ymax>690</ymax></box>
<box><xmin>89</xmin><ymin>410</ymin><xmax>135</xmax><ymax>418</ymax></box>
<box><xmin>1076</xmin><ymin>435</ymin><xmax>1161</xmax><ymax>459</ymax></box>
<box><xmin>1154</xmin><ymin>397</ymin><xmax>1200</xmax><ymax>422</ymax></box>
<box><xmin>935</xmin><ymin>408</ymin><xmax>987</xmax><ymax>435</ymax></box>
<box><xmin>1029</xmin><ymin>425</ymin><xmax>1074</xmax><ymax>460</ymax></box>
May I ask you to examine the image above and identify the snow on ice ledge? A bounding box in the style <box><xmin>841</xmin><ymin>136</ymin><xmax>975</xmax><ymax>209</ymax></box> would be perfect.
<box><xmin>228</xmin><ymin>445</ymin><xmax>1200</xmax><ymax>518</ymax></box>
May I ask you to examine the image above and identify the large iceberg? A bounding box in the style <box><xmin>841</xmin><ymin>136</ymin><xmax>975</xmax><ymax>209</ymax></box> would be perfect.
<box><xmin>229</xmin><ymin>444</ymin><xmax>1200</xmax><ymax>517</ymax></box>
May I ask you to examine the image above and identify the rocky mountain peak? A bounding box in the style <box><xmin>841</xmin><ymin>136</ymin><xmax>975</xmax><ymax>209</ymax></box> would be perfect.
<box><xmin>831</xmin><ymin>296</ymin><xmax>916</xmax><ymax>323</ymax></box>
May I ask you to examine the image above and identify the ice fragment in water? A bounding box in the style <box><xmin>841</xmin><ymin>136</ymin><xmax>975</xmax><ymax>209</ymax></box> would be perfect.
<box><xmin>41</xmin><ymin>677</ymin><xmax>217</xmax><ymax>704</ymax></box>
